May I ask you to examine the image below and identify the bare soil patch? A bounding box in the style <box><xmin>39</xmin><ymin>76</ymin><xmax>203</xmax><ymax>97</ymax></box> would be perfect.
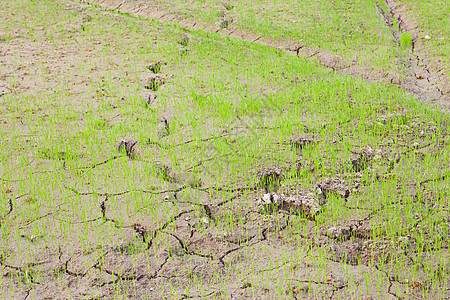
<box><xmin>0</xmin><ymin>1</ymin><xmax>449</xmax><ymax>299</ymax></box>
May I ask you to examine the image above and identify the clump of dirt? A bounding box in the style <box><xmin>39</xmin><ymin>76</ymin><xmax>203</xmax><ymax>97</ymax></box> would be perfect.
<box><xmin>288</xmin><ymin>136</ymin><xmax>316</xmax><ymax>151</ymax></box>
<box><xmin>147</xmin><ymin>61</ymin><xmax>165</xmax><ymax>74</ymax></box>
<box><xmin>219</xmin><ymin>18</ymin><xmax>232</xmax><ymax>29</ymax></box>
<box><xmin>223</xmin><ymin>3</ymin><xmax>234</xmax><ymax>11</ymax></box>
<box><xmin>82</xmin><ymin>14</ymin><xmax>92</xmax><ymax>22</ymax></box>
<box><xmin>257</xmin><ymin>166</ymin><xmax>283</xmax><ymax>193</ymax></box>
<box><xmin>144</xmin><ymin>91</ymin><xmax>157</xmax><ymax>109</ymax></box>
<box><xmin>118</xmin><ymin>139</ymin><xmax>139</xmax><ymax>159</ymax></box>
<box><xmin>132</xmin><ymin>223</ymin><xmax>149</xmax><ymax>242</ymax></box>
<box><xmin>144</xmin><ymin>76</ymin><xmax>165</xmax><ymax>91</ymax></box>
<box><xmin>154</xmin><ymin>162</ymin><xmax>178</xmax><ymax>184</ymax></box>
<box><xmin>317</xmin><ymin>177</ymin><xmax>350</xmax><ymax>201</ymax></box>
<box><xmin>257</xmin><ymin>191</ymin><xmax>322</xmax><ymax>220</ymax></box>
<box><xmin>351</xmin><ymin>147</ymin><xmax>374</xmax><ymax>172</ymax></box>
<box><xmin>157</xmin><ymin>117</ymin><xmax>170</xmax><ymax>138</ymax></box>
<box><xmin>327</xmin><ymin>223</ymin><xmax>373</xmax><ymax>241</ymax></box>
<box><xmin>279</xmin><ymin>192</ymin><xmax>322</xmax><ymax>219</ymax></box>
<box><xmin>329</xmin><ymin>240</ymin><xmax>392</xmax><ymax>266</ymax></box>
<box><xmin>179</xmin><ymin>33</ymin><xmax>189</xmax><ymax>46</ymax></box>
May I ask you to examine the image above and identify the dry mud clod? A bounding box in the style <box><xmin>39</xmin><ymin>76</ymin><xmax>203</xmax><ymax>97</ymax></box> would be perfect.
<box><xmin>317</xmin><ymin>177</ymin><xmax>350</xmax><ymax>201</ymax></box>
<box><xmin>144</xmin><ymin>76</ymin><xmax>165</xmax><ymax>91</ymax></box>
<box><xmin>179</xmin><ymin>34</ymin><xmax>189</xmax><ymax>46</ymax></box>
<box><xmin>157</xmin><ymin>117</ymin><xmax>171</xmax><ymax>138</ymax></box>
<box><xmin>326</xmin><ymin>222</ymin><xmax>373</xmax><ymax>241</ymax></box>
<box><xmin>219</xmin><ymin>18</ymin><xmax>232</xmax><ymax>29</ymax></box>
<box><xmin>257</xmin><ymin>166</ymin><xmax>283</xmax><ymax>193</ymax></box>
<box><xmin>82</xmin><ymin>14</ymin><xmax>92</xmax><ymax>22</ymax></box>
<box><xmin>222</xmin><ymin>3</ymin><xmax>234</xmax><ymax>10</ymax></box>
<box><xmin>288</xmin><ymin>136</ymin><xmax>316</xmax><ymax>151</ymax></box>
<box><xmin>144</xmin><ymin>91</ymin><xmax>157</xmax><ymax>108</ymax></box>
<box><xmin>257</xmin><ymin>192</ymin><xmax>322</xmax><ymax>220</ymax></box>
<box><xmin>118</xmin><ymin>139</ymin><xmax>139</xmax><ymax>159</ymax></box>
<box><xmin>147</xmin><ymin>61</ymin><xmax>165</xmax><ymax>74</ymax></box>
<box><xmin>351</xmin><ymin>147</ymin><xmax>374</xmax><ymax>172</ymax></box>
<box><xmin>132</xmin><ymin>223</ymin><xmax>149</xmax><ymax>242</ymax></box>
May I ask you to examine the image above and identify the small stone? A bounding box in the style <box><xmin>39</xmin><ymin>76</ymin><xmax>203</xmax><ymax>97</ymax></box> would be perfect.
<box><xmin>273</xmin><ymin>193</ymin><xmax>280</xmax><ymax>204</ymax></box>
<box><xmin>316</xmin><ymin>187</ymin><xmax>326</xmax><ymax>205</ymax></box>
<box><xmin>262</xmin><ymin>193</ymin><xmax>280</xmax><ymax>205</ymax></box>
<box><xmin>262</xmin><ymin>193</ymin><xmax>272</xmax><ymax>204</ymax></box>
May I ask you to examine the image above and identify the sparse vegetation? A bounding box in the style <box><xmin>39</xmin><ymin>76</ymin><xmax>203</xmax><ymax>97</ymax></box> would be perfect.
<box><xmin>0</xmin><ymin>0</ymin><xmax>448</xmax><ymax>299</ymax></box>
<box><xmin>401</xmin><ymin>0</ymin><xmax>450</xmax><ymax>91</ymax></box>
<box><xmin>400</xmin><ymin>32</ymin><xmax>413</xmax><ymax>49</ymax></box>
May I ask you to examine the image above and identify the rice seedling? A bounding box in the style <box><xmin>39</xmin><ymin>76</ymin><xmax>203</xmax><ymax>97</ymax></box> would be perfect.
<box><xmin>0</xmin><ymin>0</ymin><xmax>448</xmax><ymax>299</ymax></box>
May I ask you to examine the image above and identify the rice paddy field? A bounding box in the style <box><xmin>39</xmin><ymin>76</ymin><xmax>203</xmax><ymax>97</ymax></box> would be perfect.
<box><xmin>0</xmin><ymin>0</ymin><xmax>449</xmax><ymax>299</ymax></box>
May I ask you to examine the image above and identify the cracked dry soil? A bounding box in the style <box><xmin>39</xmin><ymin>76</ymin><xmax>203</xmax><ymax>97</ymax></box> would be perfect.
<box><xmin>83</xmin><ymin>0</ymin><xmax>449</xmax><ymax>111</ymax></box>
<box><xmin>0</xmin><ymin>1</ymin><xmax>449</xmax><ymax>299</ymax></box>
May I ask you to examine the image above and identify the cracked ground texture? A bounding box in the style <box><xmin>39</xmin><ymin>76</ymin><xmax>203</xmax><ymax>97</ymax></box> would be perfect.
<box><xmin>0</xmin><ymin>0</ymin><xmax>449</xmax><ymax>299</ymax></box>
<box><xmin>82</xmin><ymin>0</ymin><xmax>449</xmax><ymax>110</ymax></box>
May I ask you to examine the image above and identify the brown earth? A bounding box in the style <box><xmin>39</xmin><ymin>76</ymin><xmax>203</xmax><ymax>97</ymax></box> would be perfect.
<box><xmin>80</xmin><ymin>0</ymin><xmax>450</xmax><ymax>111</ymax></box>
<box><xmin>0</xmin><ymin>1</ymin><xmax>449</xmax><ymax>299</ymax></box>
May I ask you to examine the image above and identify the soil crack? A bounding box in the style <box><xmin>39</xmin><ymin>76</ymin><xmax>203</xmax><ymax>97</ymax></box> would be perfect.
<box><xmin>78</xmin><ymin>0</ymin><xmax>449</xmax><ymax>109</ymax></box>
